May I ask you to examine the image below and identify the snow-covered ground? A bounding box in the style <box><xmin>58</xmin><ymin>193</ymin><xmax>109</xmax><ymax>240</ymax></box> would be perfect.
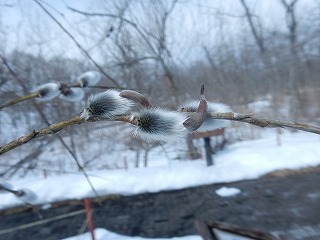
<box><xmin>62</xmin><ymin>227</ymin><xmax>260</xmax><ymax>240</ymax></box>
<box><xmin>1</xmin><ymin>130</ymin><xmax>320</xmax><ymax>210</ymax></box>
<box><xmin>0</xmin><ymin>129</ymin><xmax>319</xmax><ymax>239</ymax></box>
<box><xmin>62</xmin><ymin>229</ymin><xmax>201</xmax><ymax>240</ymax></box>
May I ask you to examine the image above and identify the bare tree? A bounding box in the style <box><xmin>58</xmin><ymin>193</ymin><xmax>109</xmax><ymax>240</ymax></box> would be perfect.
<box><xmin>68</xmin><ymin>0</ymin><xmax>180</xmax><ymax>106</ymax></box>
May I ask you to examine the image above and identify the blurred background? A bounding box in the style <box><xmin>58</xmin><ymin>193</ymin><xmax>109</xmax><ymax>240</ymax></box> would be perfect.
<box><xmin>0</xmin><ymin>0</ymin><xmax>319</xmax><ymax>177</ymax></box>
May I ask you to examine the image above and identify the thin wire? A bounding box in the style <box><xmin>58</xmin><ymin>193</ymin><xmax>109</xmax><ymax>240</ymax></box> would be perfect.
<box><xmin>0</xmin><ymin>209</ymin><xmax>86</xmax><ymax>235</ymax></box>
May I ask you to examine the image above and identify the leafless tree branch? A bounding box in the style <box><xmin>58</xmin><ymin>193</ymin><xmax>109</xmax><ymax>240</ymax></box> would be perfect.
<box><xmin>34</xmin><ymin>0</ymin><xmax>121</xmax><ymax>88</ymax></box>
<box><xmin>239</xmin><ymin>0</ymin><xmax>265</xmax><ymax>53</ymax></box>
<box><xmin>0</xmin><ymin>54</ymin><xmax>101</xmax><ymax>198</ymax></box>
<box><xmin>67</xmin><ymin>6</ymin><xmax>158</xmax><ymax>55</ymax></box>
<box><xmin>1</xmin><ymin>112</ymin><xmax>320</xmax><ymax>156</ymax></box>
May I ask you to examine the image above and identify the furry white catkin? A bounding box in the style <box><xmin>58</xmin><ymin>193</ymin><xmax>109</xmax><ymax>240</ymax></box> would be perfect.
<box><xmin>181</xmin><ymin>101</ymin><xmax>232</xmax><ymax>132</ymax></box>
<box><xmin>15</xmin><ymin>188</ymin><xmax>38</xmax><ymax>204</ymax></box>
<box><xmin>60</xmin><ymin>88</ymin><xmax>85</xmax><ymax>102</ymax></box>
<box><xmin>132</xmin><ymin>108</ymin><xmax>189</xmax><ymax>141</ymax></box>
<box><xmin>81</xmin><ymin>90</ymin><xmax>135</xmax><ymax>120</ymax></box>
<box><xmin>34</xmin><ymin>82</ymin><xmax>60</xmax><ymax>101</ymax></box>
<box><xmin>77</xmin><ymin>71</ymin><xmax>101</xmax><ymax>87</ymax></box>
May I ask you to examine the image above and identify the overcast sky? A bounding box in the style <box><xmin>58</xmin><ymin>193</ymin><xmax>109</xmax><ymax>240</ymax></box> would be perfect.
<box><xmin>0</xmin><ymin>0</ymin><xmax>318</xmax><ymax>62</ymax></box>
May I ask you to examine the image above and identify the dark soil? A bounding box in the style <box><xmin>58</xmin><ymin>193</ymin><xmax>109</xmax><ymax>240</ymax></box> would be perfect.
<box><xmin>1</xmin><ymin>168</ymin><xmax>320</xmax><ymax>240</ymax></box>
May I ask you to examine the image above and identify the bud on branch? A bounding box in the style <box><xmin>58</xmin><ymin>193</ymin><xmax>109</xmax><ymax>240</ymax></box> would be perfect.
<box><xmin>1</xmin><ymin>85</ymin><xmax>320</xmax><ymax>155</ymax></box>
<box><xmin>81</xmin><ymin>90</ymin><xmax>135</xmax><ymax>120</ymax></box>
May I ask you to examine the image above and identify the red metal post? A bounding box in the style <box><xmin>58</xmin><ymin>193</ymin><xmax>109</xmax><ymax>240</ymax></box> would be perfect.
<box><xmin>84</xmin><ymin>198</ymin><xmax>95</xmax><ymax>240</ymax></box>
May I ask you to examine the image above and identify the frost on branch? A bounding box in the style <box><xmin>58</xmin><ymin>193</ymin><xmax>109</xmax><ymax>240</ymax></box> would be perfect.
<box><xmin>81</xmin><ymin>90</ymin><xmax>135</xmax><ymax>120</ymax></box>
<box><xmin>131</xmin><ymin>108</ymin><xmax>189</xmax><ymax>141</ymax></box>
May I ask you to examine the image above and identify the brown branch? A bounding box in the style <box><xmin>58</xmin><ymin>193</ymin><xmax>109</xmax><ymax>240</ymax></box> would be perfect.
<box><xmin>207</xmin><ymin>112</ymin><xmax>320</xmax><ymax>135</ymax></box>
<box><xmin>1</xmin><ymin>112</ymin><xmax>320</xmax><ymax>156</ymax></box>
<box><xmin>0</xmin><ymin>54</ymin><xmax>102</xmax><ymax>199</ymax></box>
<box><xmin>0</xmin><ymin>115</ymin><xmax>134</xmax><ymax>156</ymax></box>
<box><xmin>0</xmin><ymin>92</ymin><xmax>40</xmax><ymax>110</ymax></box>
<box><xmin>0</xmin><ymin>116</ymin><xmax>84</xmax><ymax>155</ymax></box>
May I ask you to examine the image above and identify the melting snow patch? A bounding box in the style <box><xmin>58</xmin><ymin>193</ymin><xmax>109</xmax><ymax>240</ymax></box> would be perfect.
<box><xmin>215</xmin><ymin>187</ymin><xmax>241</xmax><ymax>197</ymax></box>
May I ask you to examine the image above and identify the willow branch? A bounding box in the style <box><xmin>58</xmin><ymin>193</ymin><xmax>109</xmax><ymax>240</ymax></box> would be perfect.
<box><xmin>0</xmin><ymin>54</ymin><xmax>102</xmax><ymax>198</ymax></box>
<box><xmin>0</xmin><ymin>93</ymin><xmax>40</xmax><ymax>110</ymax></box>
<box><xmin>208</xmin><ymin>112</ymin><xmax>320</xmax><ymax>135</ymax></box>
<box><xmin>1</xmin><ymin>112</ymin><xmax>320</xmax><ymax>156</ymax></box>
<box><xmin>69</xmin><ymin>84</ymin><xmax>140</xmax><ymax>91</ymax></box>
<box><xmin>0</xmin><ymin>115</ymin><xmax>133</xmax><ymax>156</ymax></box>
<box><xmin>0</xmin><ymin>112</ymin><xmax>320</xmax><ymax>155</ymax></box>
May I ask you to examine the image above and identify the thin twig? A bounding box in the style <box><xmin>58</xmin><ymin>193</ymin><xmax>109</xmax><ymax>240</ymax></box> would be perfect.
<box><xmin>0</xmin><ymin>85</ymin><xmax>142</xmax><ymax>111</ymax></box>
<box><xmin>0</xmin><ymin>55</ymin><xmax>101</xmax><ymax>198</ymax></box>
<box><xmin>67</xmin><ymin>6</ymin><xmax>158</xmax><ymax>56</ymax></box>
<box><xmin>1</xmin><ymin>112</ymin><xmax>320</xmax><ymax>156</ymax></box>
<box><xmin>70</xmin><ymin>84</ymin><xmax>141</xmax><ymax>91</ymax></box>
<box><xmin>0</xmin><ymin>92</ymin><xmax>39</xmax><ymax>110</ymax></box>
<box><xmin>0</xmin><ymin>115</ymin><xmax>133</xmax><ymax>156</ymax></box>
<box><xmin>56</xmin><ymin>133</ymin><xmax>101</xmax><ymax>199</ymax></box>
<box><xmin>0</xmin><ymin>116</ymin><xmax>83</xmax><ymax>155</ymax></box>
<box><xmin>207</xmin><ymin>112</ymin><xmax>320</xmax><ymax>135</ymax></box>
<box><xmin>34</xmin><ymin>0</ymin><xmax>121</xmax><ymax>88</ymax></box>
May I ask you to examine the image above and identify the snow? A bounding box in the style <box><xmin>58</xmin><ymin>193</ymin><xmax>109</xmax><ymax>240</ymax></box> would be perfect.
<box><xmin>215</xmin><ymin>187</ymin><xmax>241</xmax><ymax>197</ymax></box>
<box><xmin>247</xmin><ymin>99</ymin><xmax>271</xmax><ymax>112</ymax></box>
<box><xmin>62</xmin><ymin>228</ymin><xmax>201</xmax><ymax>240</ymax></box>
<box><xmin>1</xmin><ymin>131</ymin><xmax>320</xmax><ymax>210</ymax></box>
<box><xmin>15</xmin><ymin>188</ymin><xmax>38</xmax><ymax>204</ymax></box>
<box><xmin>0</xmin><ymin>180</ymin><xmax>12</xmax><ymax>193</ymax></box>
<box><xmin>1</xmin><ymin>130</ymin><xmax>320</xmax><ymax>240</ymax></box>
